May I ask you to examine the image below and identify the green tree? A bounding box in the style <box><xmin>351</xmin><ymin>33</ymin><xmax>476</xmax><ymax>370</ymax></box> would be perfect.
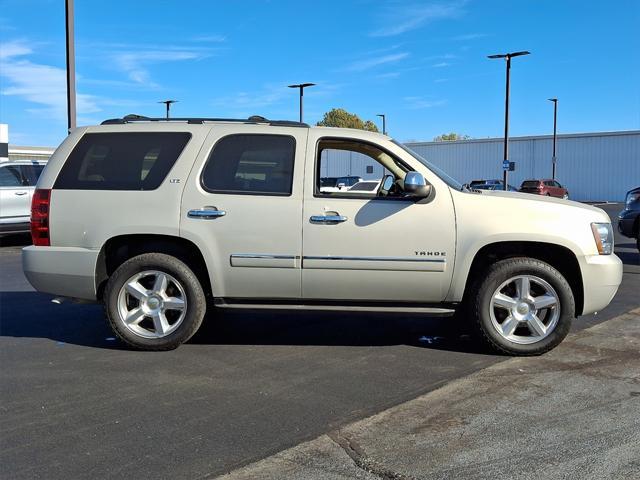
<box><xmin>316</xmin><ymin>108</ymin><xmax>380</xmax><ymax>132</ymax></box>
<box><xmin>433</xmin><ymin>132</ymin><xmax>470</xmax><ymax>141</ymax></box>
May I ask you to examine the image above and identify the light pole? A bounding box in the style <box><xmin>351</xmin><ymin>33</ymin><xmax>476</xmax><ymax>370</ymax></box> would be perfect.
<box><xmin>288</xmin><ymin>83</ymin><xmax>315</xmax><ymax>122</ymax></box>
<box><xmin>548</xmin><ymin>98</ymin><xmax>558</xmax><ymax>180</ymax></box>
<box><xmin>65</xmin><ymin>0</ymin><xmax>76</xmax><ymax>133</ymax></box>
<box><xmin>159</xmin><ymin>100</ymin><xmax>178</xmax><ymax>119</ymax></box>
<box><xmin>488</xmin><ymin>50</ymin><xmax>530</xmax><ymax>190</ymax></box>
<box><xmin>377</xmin><ymin>114</ymin><xmax>387</xmax><ymax>134</ymax></box>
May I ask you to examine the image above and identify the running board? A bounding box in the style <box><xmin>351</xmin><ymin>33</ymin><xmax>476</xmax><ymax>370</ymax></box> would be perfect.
<box><xmin>214</xmin><ymin>299</ymin><xmax>456</xmax><ymax>316</ymax></box>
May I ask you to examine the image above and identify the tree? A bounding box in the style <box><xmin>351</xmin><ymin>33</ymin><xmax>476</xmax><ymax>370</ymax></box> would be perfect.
<box><xmin>433</xmin><ymin>132</ymin><xmax>470</xmax><ymax>141</ymax></box>
<box><xmin>316</xmin><ymin>108</ymin><xmax>380</xmax><ymax>132</ymax></box>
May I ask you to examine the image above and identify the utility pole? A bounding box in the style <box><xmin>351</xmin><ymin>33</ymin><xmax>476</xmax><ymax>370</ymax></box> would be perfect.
<box><xmin>548</xmin><ymin>98</ymin><xmax>558</xmax><ymax>179</ymax></box>
<box><xmin>377</xmin><ymin>114</ymin><xmax>387</xmax><ymax>134</ymax></box>
<box><xmin>488</xmin><ymin>51</ymin><xmax>531</xmax><ymax>190</ymax></box>
<box><xmin>159</xmin><ymin>100</ymin><xmax>178</xmax><ymax>119</ymax></box>
<box><xmin>287</xmin><ymin>83</ymin><xmax>315</xmax><ymax>122</ymax></box>
<box><xmin>65</xmin><ymin>0</ymin><xmax>76</xmax><ymax>132</ymax></box>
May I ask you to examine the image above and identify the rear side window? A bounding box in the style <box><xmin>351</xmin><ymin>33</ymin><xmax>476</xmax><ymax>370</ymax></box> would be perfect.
<box><xmin>201</xmin><ymin>134</ymin><xmax>295</xmax><ymax>196</ymax></box>
<box><xmin>21</xmin><ymin>164</ymin><xmax>45</xmax><ymax>186</ymax></box>
<box><xmin>522</xmin><ymin>181</ymin><xmax>539</xmax><ymax>188</ymax></box>
<box><xmin>54</xmin><ymin>132</ymin><xmax>191</xmax><ymax>190</ymax></box>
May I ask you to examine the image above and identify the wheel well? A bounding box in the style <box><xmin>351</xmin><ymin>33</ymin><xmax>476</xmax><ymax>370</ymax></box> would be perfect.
<box><xmin>95</xmin><ymin>234</ymin><xmax>212</xmax><ymax>301</ymax></box>
<box><xmin>462</xmin><ymin>241</ymin><xmax>584</xmax><ymax>315</ymax></box>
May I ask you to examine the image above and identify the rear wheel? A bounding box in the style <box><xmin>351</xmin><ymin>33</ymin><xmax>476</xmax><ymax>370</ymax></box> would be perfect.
<box><xmin>469</xmin><ymin>257</ymin><xmax>574</xmax><ymax>355</ymax></box>
<box><xmin>104</xmin><ymin>253</ymin><xmax>206</xmax><ymax>350</ymax></box>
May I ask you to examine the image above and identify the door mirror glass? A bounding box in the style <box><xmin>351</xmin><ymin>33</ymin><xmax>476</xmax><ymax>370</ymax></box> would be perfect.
<box><xmin>403</xmin><ymin>172</ymin><xmax>431</xmax><ymax>198</ymax></box>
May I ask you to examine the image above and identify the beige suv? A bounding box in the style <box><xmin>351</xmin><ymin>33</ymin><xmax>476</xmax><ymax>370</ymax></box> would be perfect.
<box><xmin>23</xmin><ymin>115</ymin><xmax>623</xmax><ymax>355</ymax></box>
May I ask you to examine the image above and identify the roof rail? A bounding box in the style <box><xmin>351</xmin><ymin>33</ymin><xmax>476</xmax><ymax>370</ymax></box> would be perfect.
<box><xmin>100</xmin><ymin>114</ymin><xmax>309</xmax><ymax>128</ymax></box>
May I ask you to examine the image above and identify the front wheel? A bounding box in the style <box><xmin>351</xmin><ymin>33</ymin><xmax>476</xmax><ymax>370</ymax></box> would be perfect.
<box><xmin>469</xmin><ymin>257</ymin><xmax>574</xmax><ymax>355</ymax></box>
<box><xmin>104</xmin><ymin>253</ymin><xmax>207</xmax><ymax>350</ymax></box>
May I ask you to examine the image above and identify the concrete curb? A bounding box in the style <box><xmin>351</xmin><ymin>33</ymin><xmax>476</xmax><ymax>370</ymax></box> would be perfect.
<box><xmin>216</xmin><ymin>308</ymin><xmax>640</xmax><ymax>480</ymax></box>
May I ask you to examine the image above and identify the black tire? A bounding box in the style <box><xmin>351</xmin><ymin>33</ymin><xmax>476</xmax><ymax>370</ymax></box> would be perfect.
<box><xmin>469</xmin><ymin>257</ymin><xmax>574</xmax><ymax>356</ymax></box>
<box><xmin>104</xmin><ymin>253</ymin><xmax>206</xmax><ymax>351</ymax></box>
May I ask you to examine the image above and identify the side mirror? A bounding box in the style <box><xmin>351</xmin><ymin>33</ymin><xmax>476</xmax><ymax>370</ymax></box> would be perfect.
<box><xmin>404</xmin><ymin>171</ymin><xmax>431</xmax><ymax>198</ymax></box>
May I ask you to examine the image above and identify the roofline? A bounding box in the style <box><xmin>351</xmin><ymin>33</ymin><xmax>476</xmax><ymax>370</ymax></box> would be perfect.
<box><xmin>405</xmin><ymin>129</ymin><xmax>640</xmax><ymax>146</ymax></box>
<box><xmin>101</xmin><ymin>114</ymin><xmax>309</xmax><ymax>128</ymax></box>
<box><xmin>8</xmin><ymin>145</ymin><xmax>56</xmax><ymax>154</ymax></box>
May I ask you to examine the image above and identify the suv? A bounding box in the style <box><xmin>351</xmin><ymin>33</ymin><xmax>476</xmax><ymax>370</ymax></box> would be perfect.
<box><xmin>0</xmin><ymin>161</ymin><xmax>47</xmax><ymax>234</ymax></box>
<box><xmin>618</xmin><ymin>186</ymin><xmax>640</xmax><ymax>252</ymax></box>
<box><xmin>23</xmin><ymin>115</ymin><xmax>622</xmax><ymax>355</ymax></box>
<box><xmin>520</xmin><ymin>179</ymin><xmax>569</xmax><ymax>199</ymax></box>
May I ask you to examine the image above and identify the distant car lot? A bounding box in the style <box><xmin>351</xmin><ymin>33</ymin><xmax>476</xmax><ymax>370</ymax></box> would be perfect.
<box><xmin>0</xmin><ymin>203</ymin><xmax>637</xmax><ymax>479</ymax></box>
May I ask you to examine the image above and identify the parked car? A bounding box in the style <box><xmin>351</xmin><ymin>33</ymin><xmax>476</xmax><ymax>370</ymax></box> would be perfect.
<box><xmin>617</xmin><ymin>186</ymin><xmax>640</xmax><ymax>252</ymax></box>
<box><xmin>23</xmin><ymin>114</ymin><xmax>622</xmax><ymax>356</ymax></box>
<box><xmin>346</xmin><ymin>180</ymin><xmax>381</xmax><ymax>193</ymax></box>
<box><xmin>469</xmin><ymin>179</ymin><xmax>502</xmax><ymax>188</ymax></box>
<box><xmin>519</xmin><ymin>179</ymin><xmax>569</xmax><ymax>199</ymax></box>
<box><xmin>319</xmin><ymin>175</ymin><xmax>362</xmax><ymax>193</ymax></box>
<box><xmin>0</xmin><ymin>161</ymin><xmax>47</xmax><ymax>235</ymax></box>
<box><xmin>474</xmin><ymin>183</ymin><xmax>518</xmax><ymax>192</ymax></box>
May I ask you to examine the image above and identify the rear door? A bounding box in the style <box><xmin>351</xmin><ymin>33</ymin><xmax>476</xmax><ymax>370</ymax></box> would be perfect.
<box><xmin>180</xmin><ymin>125</ymin><xmax>308</xmax><ymax>300</ymax></box>
<box><xmin>0</xmin><ymin>164</ymin><xmax>31</xmax><ymax>225</ymax></box>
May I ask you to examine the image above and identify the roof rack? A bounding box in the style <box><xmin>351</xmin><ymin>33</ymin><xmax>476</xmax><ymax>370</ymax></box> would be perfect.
<box><xmin>100</xmin><ymin>114</ymin><xmax>309</xmax><ymax>128</ymax></box>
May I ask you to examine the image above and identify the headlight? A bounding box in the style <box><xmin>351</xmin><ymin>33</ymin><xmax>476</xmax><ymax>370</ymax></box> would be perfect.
<box><xmin>591</xmin><ymin>223</ymin><xmax>613</xmax><ymax>255</ymax></box>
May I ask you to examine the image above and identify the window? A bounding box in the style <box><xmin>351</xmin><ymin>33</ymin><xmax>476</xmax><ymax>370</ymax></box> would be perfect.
<box><xmin>54</xmin><ymin>132</ymin><xmax>191</xmax><ymax>190</ymax></box>
<box><xmin>21</xmin><ymin>164</ymin><xmax>45</xmax><ymax>186</ymax></box>
<box><xmin>0</xmin><ymin>165</ymin><xmax>24</xmax><ymax>187</ymax></box>
<box><xmin>316</xmin><ymin>138</ymin><xmax>409</xmax><ymax>198</ymax></box>
<box><xmin>202</xmin><ymin>134</ymin><xmax>295</xmax><ymax>196</ymax></box>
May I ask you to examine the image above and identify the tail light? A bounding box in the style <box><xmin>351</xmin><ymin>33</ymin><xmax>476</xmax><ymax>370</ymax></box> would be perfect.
<box><xmin>31</xmin><ymin>189</ymin><xmax>51</xmax><ymax>246</ymax></box>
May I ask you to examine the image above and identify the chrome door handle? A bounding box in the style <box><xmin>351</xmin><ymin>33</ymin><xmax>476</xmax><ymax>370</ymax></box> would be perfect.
<box><xmin>14</xmin><ymin>191</ymin><xmax>28</xmax><ymax>196</ymax></box>
<box><xmin>310</xmin><ymin>215</ymin><xmax>348</xmax><ymax>224</ymax></box>
<box><xmin>188</xmin><ymin>208</ymin><xmax>226</xmax><ymax>219</ymax></box>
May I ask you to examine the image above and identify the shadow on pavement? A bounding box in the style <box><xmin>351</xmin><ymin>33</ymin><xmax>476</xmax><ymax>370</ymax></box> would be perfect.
<box><xmin>0</xmin><ymin>290</ymin><xmax>488</xmax><ymax>355</ymax></box>
<box><xmin>0</xmin><ymin>234</ymin><xmax>31</xmax><ymax>248</ymax></box>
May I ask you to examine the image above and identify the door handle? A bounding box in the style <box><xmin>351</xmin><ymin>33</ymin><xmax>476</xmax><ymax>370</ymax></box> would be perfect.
<box><xmin>14</xmin><ymin>191</ymin><xmax>28</xmax><ymax>196</ymax></box>
<box><xmin>188</xmin><ymin>208</ymin><xmax>226</xmax><ymax>219</ymax></box>
<box><xmin>310</xmin><ymin>215</ymin><xmax>348</xmax><ymax>224</ymax></box>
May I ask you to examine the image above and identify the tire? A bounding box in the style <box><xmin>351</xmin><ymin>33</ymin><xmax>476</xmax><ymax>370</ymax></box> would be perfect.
<box><xmin>468</xmin><ymin>257</ymin><xmax>574</xmax><ymax>356</ymax></box>
<box><xmin>104</xmin><ymin>253</ymin><xmax>207</xmax><ymax>351</ymax></box>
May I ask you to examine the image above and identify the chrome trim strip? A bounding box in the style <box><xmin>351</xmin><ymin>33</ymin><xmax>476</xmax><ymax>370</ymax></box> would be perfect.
<box><xmin>231</xmin><ymin>254</ymin><xmax>297</xmax><ymax>260</ymax></box>
<box><xmin>302</xmin><ymin>255</ymin><xmax>446</xmax><ymax>263</ymax></box>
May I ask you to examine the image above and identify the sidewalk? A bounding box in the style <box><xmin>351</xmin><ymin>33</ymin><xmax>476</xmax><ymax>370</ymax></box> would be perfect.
<box><xmin>216</xmin><ymin>308</ymin><xmax>640</xmax><ymax>480</ymax></box>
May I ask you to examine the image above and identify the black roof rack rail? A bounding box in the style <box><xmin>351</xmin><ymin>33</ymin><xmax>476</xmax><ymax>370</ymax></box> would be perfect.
<box><xmin>100</xmin><ymin>114</ymin><xmax>309</xmax><ymax>128</ymax></box>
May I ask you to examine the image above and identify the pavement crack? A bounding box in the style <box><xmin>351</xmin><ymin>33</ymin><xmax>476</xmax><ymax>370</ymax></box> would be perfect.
<box><xmin>327</xmin><ymin>430</ymin><xmax>418</xmax><ymax>480</ymax></box>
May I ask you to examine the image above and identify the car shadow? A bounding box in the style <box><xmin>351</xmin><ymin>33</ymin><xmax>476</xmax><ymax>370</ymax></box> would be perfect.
<box><xmin>616</xmin><ymin>250</ymin><xmax>640</xmax><ymax>266</ymax></box>
<box><xmin>0</xmin><ymin>291</ymin><xmax>492</xmax><ymax>355</ymax></box>
<box><xmin>0</xmin><ymin>233</ymin><xmax>31</xmax><ymax>247</ymax></box>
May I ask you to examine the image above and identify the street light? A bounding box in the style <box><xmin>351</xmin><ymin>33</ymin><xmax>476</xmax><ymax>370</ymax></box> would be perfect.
<box><xmin>548</xmin><ymin>98</ymin><xmax>558</xmax><ymax>180</ymax></box>
<box><xmin>159</xmin><ymin>100</ymin><xmax>178</xmax><ymax>119</ymax></box>
<box><xmin>287</xmin><ymin>83</ymin><xmax>315</xmax><ymax>122</ymax></box>
<box><xmin>65</xmin><ymin>0</ymin><xmax>76</xmax><ymax>133</ymax></box>
<box><xmin>487</xmin><ymin>50</ymin><xmax>530</xmax><ymax>190</ymax></box>
<box><xmin>376</xmin><ymin>114</ymin><xmax>387</xmax><ymax>135</ymax></box>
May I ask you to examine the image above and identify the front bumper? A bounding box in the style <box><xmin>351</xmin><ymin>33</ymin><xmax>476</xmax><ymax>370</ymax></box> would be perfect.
<box><xmin>22</xmin><ymin>246</ymin><xmax>100</xmax><ymax>301</ymax></box>
<box><xmin>580</xmin><ymin>253</ymin><xmax>623</xmax><ymax>316</ymax></box>
<box><xmin>617</xmin><ymin>209</ymin><xmax>638</xmax><ymax>238</ymax></box>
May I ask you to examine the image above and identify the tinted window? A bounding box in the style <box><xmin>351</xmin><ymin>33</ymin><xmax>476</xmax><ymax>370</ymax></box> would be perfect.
<box><xmin>21</xmin><ymin>164</ymin><xmax>45</xmax><ymax>186</ymax></box>
<box><xmin>544</xmin><ymin>181</ymin><xmax>554</xmax><ymax>186</ymax></box>
<box><xmin>522</xmin><ymin>181</ymin><xmax>539</xmax><ymax>188</ymax></box>
<box><xmin>202</xmin><ymin>134</ymin><xmax>295</xmax><ymax>195</ymax></box>
<box><xmin>0</xmin><ymin>165</ymin><xmax>24</xmax><ymax>187</ymax></box>
<box><xmin>55</xmin><ymin>132</ymin><xmax>191</xmax><ymax>190</ymax></box>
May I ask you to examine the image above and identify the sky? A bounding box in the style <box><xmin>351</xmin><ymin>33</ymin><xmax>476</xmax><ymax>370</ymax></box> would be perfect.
<box><xmin>0</xmin><ymin>0</ymin><xmax>639</xmax><ymax>147</ymax></box>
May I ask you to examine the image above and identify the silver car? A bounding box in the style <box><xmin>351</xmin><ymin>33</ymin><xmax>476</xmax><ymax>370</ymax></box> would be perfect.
<box><xmin>0</xmin><ymin>161</ymin><xmax>46</xmax><ymax>234</ymax></box>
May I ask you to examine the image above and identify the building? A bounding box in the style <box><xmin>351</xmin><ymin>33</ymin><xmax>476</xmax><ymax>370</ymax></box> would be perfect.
<box><xmin>7</xmin><ymin>145</ymin><xmax>56</xmax><ymax>162</ymax></box>
<box><xmin>405</xmin><ymin>130</ymin><xmax>639</xmax><ymax>202</ymax></box>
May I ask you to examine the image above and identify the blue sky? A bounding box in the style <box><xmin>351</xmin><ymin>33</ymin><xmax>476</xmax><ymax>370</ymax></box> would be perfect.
<box><xmin>1</xmin><ymin>0</ymin><xmax>638</xmax><ymax>146</ymax></box>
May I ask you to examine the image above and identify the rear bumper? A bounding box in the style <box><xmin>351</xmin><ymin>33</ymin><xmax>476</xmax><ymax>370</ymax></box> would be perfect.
<box><xmin>580</xmin><ymin>254</ymin><xmax>623</xmax><ymax>316</ymax></box>
<box><xmin>22</xmin><ymin>246</ymin><xmax>99</xmax><ymax>301</ymax></box>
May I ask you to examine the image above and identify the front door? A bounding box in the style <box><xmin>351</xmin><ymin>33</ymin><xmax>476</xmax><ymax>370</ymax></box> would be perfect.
<box><xmin>301</xmin><ymin>132</ymin><xmax>456</xmax><ymax>303</ymax></box>
<box><xmin>0</xmin><ymin>164</ymin><xmax>31</xmax><ymax>226</ymax></box>
<box><xmin>181</xmin><ymin>125</ymin><xmax>307</xmax><ymax>300</ymax></box>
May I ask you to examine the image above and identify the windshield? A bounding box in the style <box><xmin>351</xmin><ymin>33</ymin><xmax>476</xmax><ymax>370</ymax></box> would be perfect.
<box><xmin>392</xmin><ymin>141</ymin><xmax>463</xmax><ymax>190</ymax></box>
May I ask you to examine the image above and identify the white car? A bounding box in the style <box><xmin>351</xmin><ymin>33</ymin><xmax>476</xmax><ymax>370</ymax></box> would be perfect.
<box><xmin>0</xmin><ymin>160</ymin><xmax>46</xmax><ymax>234</ymax></box>
<box><xmin>22</xmin><ymin>115</ymin><xmax>622</xmax><ymax>354</ymax></box>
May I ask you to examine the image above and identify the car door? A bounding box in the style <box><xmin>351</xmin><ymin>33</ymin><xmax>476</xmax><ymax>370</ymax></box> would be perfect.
<box><xmin>301</xmin><ymin>132</ymin><xmax>456</xmax><ymax>303</ymax></box>
<box><xmin>0</xmin><ymin>164</ymin><xmax>31</xmax><ymax>226</ymax></box>
<box><xmin>180</xmin><ymin>125</ymin><xmax>307</xmax><ymax>300</ymax></box>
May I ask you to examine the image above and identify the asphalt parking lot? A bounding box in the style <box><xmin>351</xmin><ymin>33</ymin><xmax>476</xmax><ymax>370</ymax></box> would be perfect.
<box><xmin>1</xmin><ymin>203</ymin><xmax>638</xmax><ymax>480</ymax></box>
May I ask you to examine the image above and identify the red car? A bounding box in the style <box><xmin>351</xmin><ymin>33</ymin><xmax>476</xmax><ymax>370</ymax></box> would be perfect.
<box><xmin>519</xmin><ymin>179</ymin><xmax>569</xmax><ymax>199</ymax></box>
